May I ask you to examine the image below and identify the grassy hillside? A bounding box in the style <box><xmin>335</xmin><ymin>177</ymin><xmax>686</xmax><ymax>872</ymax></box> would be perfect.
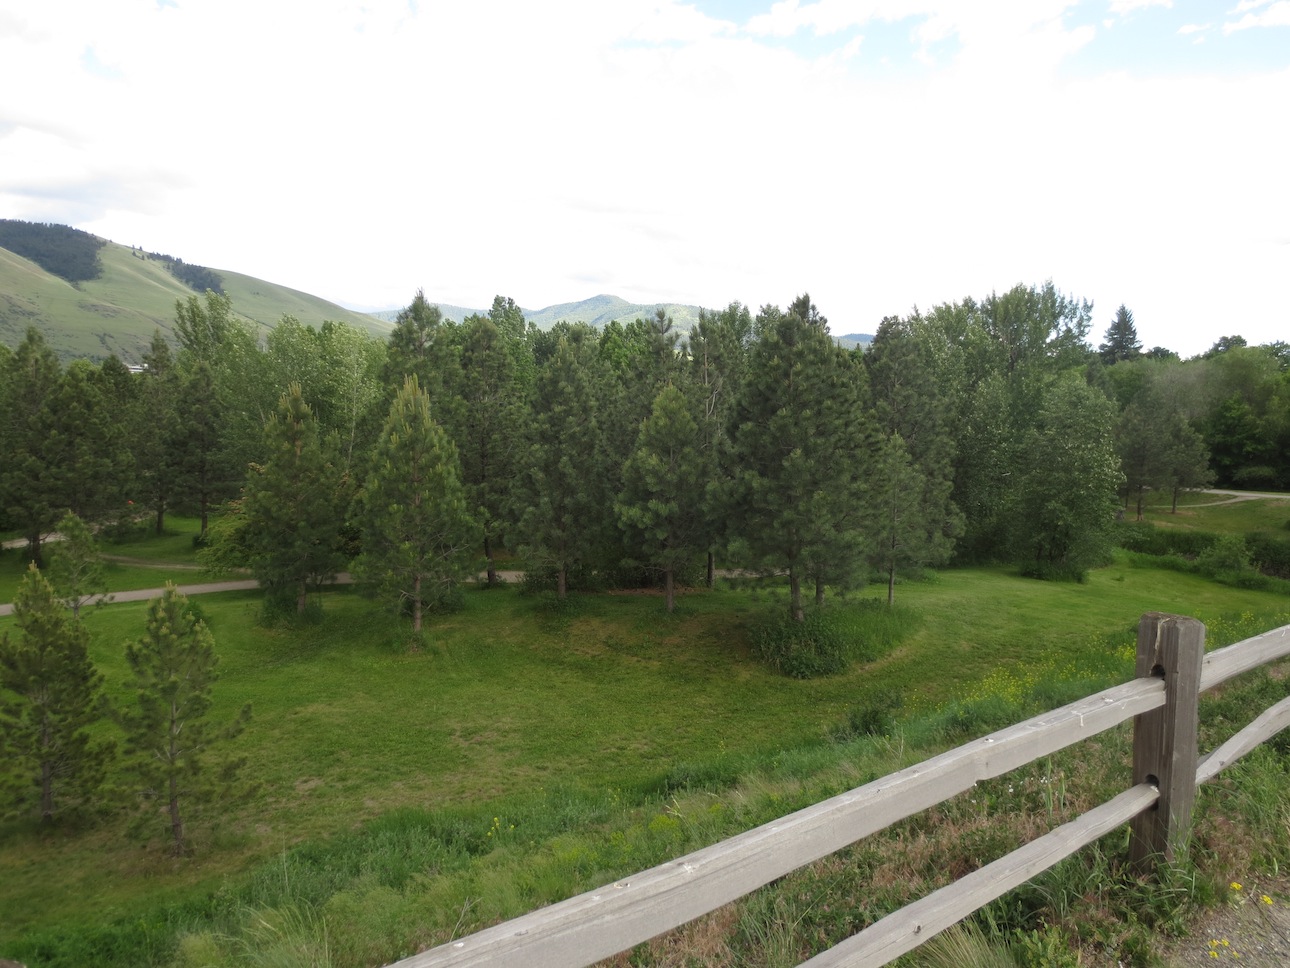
<box><xmin>0</xmin><ymin>239</ymin><xmax>390</xmax><ymax>363</ymax></box>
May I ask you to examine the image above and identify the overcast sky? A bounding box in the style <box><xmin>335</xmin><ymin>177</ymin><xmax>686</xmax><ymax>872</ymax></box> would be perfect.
<box><xmin>2</xmin><ymin>1</ymin><xmax>1287</xmax><ymax>357</ymax></box>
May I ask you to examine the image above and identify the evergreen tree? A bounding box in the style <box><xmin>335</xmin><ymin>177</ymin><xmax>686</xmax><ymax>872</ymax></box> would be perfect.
<box><xmin>729</xmin><ymin>296</ymin><xmax>873</xmax><ymax>621</ymax></box>
<box><xmin>241</xmin><ymin>384</ymin><xmax>347</xmax><ymax>614</ymax></box>
<box><xmin>1099</xmin><ymin>304</ymin><xmax>1142</xmax><ymax>365</ymax></box>
<box><xmin>514</xmin><ymin>327</ymin><xmax>615</xmax><ymax>599</ymax></box>
<box><xmin>0</xmin><ymin>565</ymin><xmax>110</xmax><ymax>823</ymax></box>
<box><xmin>455</xmin><ymin>317</ymin><xmax>525</xmax><ymax>586</ymax></box>
<box><xmin>171</xmin><ymin>360</ymin><xmax>233</xmax><ymax>536</ymax></box>
<box><xmin>0</xmin><ymin>328</ymin><xmax>62</xmax><ymax>566</ymax></box>
<box><xmin>686</xmin><ymin>302</ymin><xmax>752</xmax><ymax>586</ymax></box>
<box><xmin>47</xmin><ymin>512</ymin><xmax>111</xmax><ymax>619</ymax></box>
<box><xmin>353</xmin><ymin>376</ymin><xmax>478</xmax><ymax>635</ymax></box>
<box><xmin>864</xmin><ymin>316</ymin><xmax>962</xmax><ymax>601</ymax></box>
<box><xmin>119</xmin><ymin>585</ymin><xmax>251</xmax><ymax>855</ymax></box>
<box><xmin>136</xmin><ymin>331</ymin><xmax>181</xmax><ymax>535</ymax></box>
<box><xmin>616</xmin><ymin>384</ymin><xmax>711</xmax><ymax>612</ymax></box>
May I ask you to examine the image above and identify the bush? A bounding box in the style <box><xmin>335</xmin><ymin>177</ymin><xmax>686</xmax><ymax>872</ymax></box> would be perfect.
<box><xmin>1113</xmin><ymin>522</ymin><xmax>1218</xmax><ymax>558</ymax></box>
<box><xmin>752</xmin><ymin>611</ymin><xmax>850</xmax><ymax>678</ymax></box>
<box><xmin>1246</xmin><ymin>533</ymin><xmax>1290</xmax><ymax>579</ymax></box>
<box><xmin>1196</xmin><ymin>534</ymin><xmax>1253</xmax><ymax>578</ymax></box>
<box><xmin>834</xmin><ymin>694</ymin><xmax>903</xmax><ymax>740</ymax></box>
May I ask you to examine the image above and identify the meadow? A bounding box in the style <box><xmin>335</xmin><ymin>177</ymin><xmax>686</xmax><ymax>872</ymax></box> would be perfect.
<box><xmin>1</xmin><ymin>496</ymin><xmax>1289</xmax><ymax>966</ymax></box>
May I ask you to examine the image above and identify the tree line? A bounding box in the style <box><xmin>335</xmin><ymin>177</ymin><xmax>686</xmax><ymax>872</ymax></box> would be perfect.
<box><xmin>0</xmin><ymin>219</ymin><xmax>105</xmax><ymax>284</ymax></box>
<box><xmin>2</xmin><ymin>282</ymin><xmax>1286</xmax><ymax>627</ymax></box>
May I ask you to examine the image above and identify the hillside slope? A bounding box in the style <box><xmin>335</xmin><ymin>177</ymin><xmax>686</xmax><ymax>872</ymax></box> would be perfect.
<box><xmin>0</xmin><ymin>239</ymin><xmax>390</xmax><ymax>362</ymax></box>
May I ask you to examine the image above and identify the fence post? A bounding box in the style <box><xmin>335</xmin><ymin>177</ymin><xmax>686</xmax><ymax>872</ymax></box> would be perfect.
<box><xmin>1129</xmin><ymin>612</ymin><xmax>1205</xmax><ymax>873</ymax></box>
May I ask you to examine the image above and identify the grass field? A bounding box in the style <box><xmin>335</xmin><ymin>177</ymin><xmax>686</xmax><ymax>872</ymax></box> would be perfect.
<box><xmin>1</xmin><ymin>501</ymin><xmax>1289</xmax><ymax>966</ymax></box>
<box><xmin>1141</xmin><ymin>490</ymin><xmax>1290</xmax><ymax>535</ymax></box>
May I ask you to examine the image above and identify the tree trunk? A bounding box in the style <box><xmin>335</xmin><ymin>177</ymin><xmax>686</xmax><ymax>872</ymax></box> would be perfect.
<box><xmin>706</xmin><ymin>550</ymin><xmax>715</xmax><ymax>589</ymax></box>
<box><xmin>155</xmin><ymin>501</ymin><xmax>166</xmax><ymax>536</ymax></box>
<box><xmin>27</xmin><ymin>532</ymin><xmax>43</xmax><ymax>570</ymax></box>
<box><xmin>557</xmin><ymin>566</ymin><xmax>567</xmax><ymax>600</ymax></box>
<box><xmin>169</xmin><ymin>770</ymin><xmax>184</xmax><ymax>856</ymax></box>
<box><xmin>297</xmin><ymin>580</ymin><xmax>308</xmax><ymax>614</ymax></box>
<box><xmin>40</xmin><ymin>720</ymin><xmax>53</xmax><ymax>822</ymax></box>
<box><xmin>412</xmin><ymin>573</ymin><xmax>423</xmax><ymax>634</ymax></box>
<box><xmin>665</xmin><ymin>567</ymin><xmax>675</xmax><ymax>613</ymax></box>
<box><xmin>789</xmin><ymin>571</ymin><xmax>804</xmax><ymax>622</ymax></box>
<box><xmin>484</xmin><ymin>536</ymin><xmax>497</xmax><ymax>587</ymax></box>
<box><xmin>887</xmin><ymin>562</ymin><xmax>896</xmax><ymax>607</ymax></box>
<box><xmin>1171</xmin><ymin>486</ymin><xmax>1180</xmax><ymax>514</ymax></box>
<box><xmin>815</xmin><ymin>577</ymin><xmax>825</xmax><ymax>608</ymax></box>
<box><xmin>169</xmin><ymin>702</ymin><xmax>184</xmax><ymax>855</ymax></box>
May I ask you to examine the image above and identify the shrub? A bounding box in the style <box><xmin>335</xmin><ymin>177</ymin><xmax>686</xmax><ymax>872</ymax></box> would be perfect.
<box><xmin>752</xmin><ymin>611</ymin><xmax>850</xmax><ymax>678</ymax></box>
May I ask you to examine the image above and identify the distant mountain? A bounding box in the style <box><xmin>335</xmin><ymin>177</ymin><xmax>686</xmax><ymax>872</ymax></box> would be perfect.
<box><xmin>370</xmin><ymin>293</ymin><xmax>705</xmax><ymax>332</ymax></box>
<box><xmin>0</xmin><ymin>222</ymin><xmax>390</xmax><ymax>363</ymax></box>
<box><xmin>837</xmin><ymin>333</ymin><xmax>874</xmax><ymax>350</ymax></box>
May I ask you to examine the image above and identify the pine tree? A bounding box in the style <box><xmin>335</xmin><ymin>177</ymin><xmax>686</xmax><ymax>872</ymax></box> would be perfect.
<box><xmin>353</xmin><ymin>376</ymin><xmax>478</xmax><ymax>635</ymax></box>
<box><xmin>0</xmin><ymin>328</ymin><xmax>62</xmax><ymax>567</ymax></box>
<box><xmin>864</xmin><ymin>316</ymin><xmax>962</xmax><ymax>602</ymax></box>
<box><xmin>0</xmin><ymin>565</ymin><xmax>110</xmax><ymax>822</ymax></box>
<box><xmin>514</xmin><ymin>327</ymin><xmax>615</xmax><ymax>599</ymax></box>
<box><xmin>455</xmin><ymin>317</ymin><xmax>525</xmax><ymax>587</ymax></box>
<box><xmin>241</xmin><ymin>384</ymin><xmax>347</xmax><ymax>614</ymax></box>
<box><xmin>47</xmin><ymin>511</ymin><xmax>112</xmax><ymax>619</ymax></box>
<box><xmin>119</xmin><ymin>585</ymin><xmax>251</xmax><ymax>855</ymax></box>
<box><xmin>729</xmin><ymin>296</ymin><xmax>874</xmax><ymax>621</ymax></box>
<box><xmin>616</xmin><ymin>384</ymin><xmax>711</xmax><ymax>612</ymax></box>
<box><xmin>1099</xmin><ymin>304</ymin><xmax>1142</xmax><ymax>365</ymax></box>
<box><xmin>686</xmin><ymin>302</ymin><xmax>752</xmax><ymax>586</ymax></box>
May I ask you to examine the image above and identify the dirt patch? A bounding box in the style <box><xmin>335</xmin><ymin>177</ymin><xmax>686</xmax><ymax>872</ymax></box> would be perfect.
<box><xmin>1159</xmin><ymin>879</ymin><xmax>1290</xmax><ymax>966</ymax></box>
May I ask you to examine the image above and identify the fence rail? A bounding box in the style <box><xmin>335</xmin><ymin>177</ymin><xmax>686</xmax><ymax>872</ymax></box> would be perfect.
<box><xmin>389</xmin><ymin>617</ymin><xmax>1290</xmax><ymax>968</ymax></box>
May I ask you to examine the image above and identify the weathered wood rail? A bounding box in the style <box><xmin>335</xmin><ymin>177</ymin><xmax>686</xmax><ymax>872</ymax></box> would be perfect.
<box><xmin>389</xmin><ymin>615</ymin><xmax>1290</xmax><ymax>968</ymax></box>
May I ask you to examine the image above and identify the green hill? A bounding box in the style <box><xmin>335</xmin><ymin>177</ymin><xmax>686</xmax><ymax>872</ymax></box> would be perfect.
<box><xmin>0</xmin><ymin>231</ymin><xmax>390</xmax><ymax>363</ymax></box>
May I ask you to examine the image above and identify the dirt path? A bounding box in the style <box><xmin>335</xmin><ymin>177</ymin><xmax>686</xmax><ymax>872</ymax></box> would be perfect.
<box><xmin>1158</xmin><ymin>879</ymin><xmax>1290</xmax><ymax>966</ymax></box>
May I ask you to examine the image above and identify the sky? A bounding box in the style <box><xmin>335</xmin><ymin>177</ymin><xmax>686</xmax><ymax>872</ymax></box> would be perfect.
<box><xmin>1</xmin><ymin>0</ymin><xmax>1287</xmax><ymax>358</ymax></box>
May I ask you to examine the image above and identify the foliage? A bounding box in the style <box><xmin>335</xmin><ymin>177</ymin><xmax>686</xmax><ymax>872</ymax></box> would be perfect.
<box><xmin>240</xmin><ymin>384</ymin><xmax>348</xmax><ymax>614</ymax></box>
<box><xmin>729</xmin><ymin>296</ymin><xmax>874</xmax><ymax>619</ymax></box>
<box><xmin>0</xmin><ymin>564</ymin><xmax>110</xmax><ymax>823</ymax></box>
<box><xmin>1098</xmin><ymin>303</ymin><xmax>1142</xmax><ymax>365</ymax></box>
<box><xmin>0</xmin><ymin>219</ymin><xmax>105</xmax><ymax>283</ymax></box>
<box><xmin>352</xmin><ymin>375</ymin><xmax>478</xmax><ymax>636</ymax></box>
<box><xmin>1010</xmin><ymin>376</ymin><xmax>1123</xmax><ymax>580</ymax></box>
<box><xmin>615</xmin><ymin>384</ymin><xmax>712</xmax><ymax>612</ymax></box>
<box><xmin>46</xmin><ymin>511</ymin><xmax>112</xmax><ymax>619</ymax></box>
<box><xmin>117</xmin><ymin>585</ymin><xmax>252</xmax><ymax>855</ymax></box>
<box><xmin>513</xmin><ymin>325</ymin><xmax>616</xmax><ymax>598</ymax></box>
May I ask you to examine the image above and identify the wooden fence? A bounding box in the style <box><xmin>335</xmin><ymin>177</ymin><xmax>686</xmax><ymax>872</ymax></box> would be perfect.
<box><xmin>388</xmin><ymin>614</ymin><xmax>1290</xmax><ymax>968</ymax></box>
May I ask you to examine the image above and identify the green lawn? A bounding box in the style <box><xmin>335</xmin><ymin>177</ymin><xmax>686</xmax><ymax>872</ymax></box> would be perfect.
<box><xmin>3</xmin><ymin>556</ymin><xmax>1288</xmax><ymax>958</ymax></box>
<box><xmin>1142</xmin><ymin>491</ymin><xmax>1290</xmax><ymax>534</ymax></box>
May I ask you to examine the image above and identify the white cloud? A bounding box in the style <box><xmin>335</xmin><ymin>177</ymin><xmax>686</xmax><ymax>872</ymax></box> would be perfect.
<box><xmin>1177</xmin><ymin>22</ymin><xmax>1210</xmax><ymax>33</ymax></box>
<box><xmin>1</xmin><ymin>1</ymin><xmax>1287</xmax><ymax>356</ymax></box>
<box><xmin>1224</xmin><ymin>0</ymin><xmax>1290</xmax><ymax>31</ymax></box>
<box><xmin>1104</xmin><ymin>0</ymin><xmax>1176</xmax><ymax>12</ymax></box>
<box><xmin>1109</xmin><ymin>0</ymin><xmax>1171</xmax><ymax>12</ymax></box>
